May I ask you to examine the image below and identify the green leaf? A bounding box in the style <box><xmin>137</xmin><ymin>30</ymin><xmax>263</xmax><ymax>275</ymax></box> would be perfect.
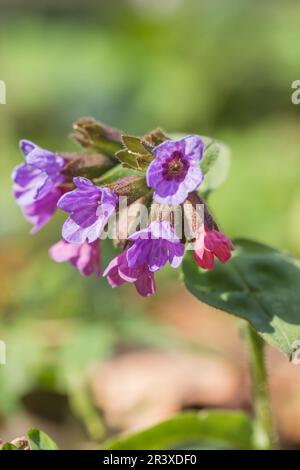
<box><xmin>200</xmin><ymin>138</ymin><xmax>231</xmax><ymax>194</ymax></box>
<box><xmin>1</xmin><ymin>443</ymin><xmax>18</xmax><ymax>450</ymax></box>
<box><xmin>116</xmin><ymin>149</ymin><xmax>153</xmax><ymax>171</ymax></box>
<box><xmin>115</xmin><ymin>149</ymin><xmax>137</xmax><ymax>169</ymax></box>
<box><xmin>95</xmin><ymin>164</ymin><xmax>142</xmax><ymax>185</ymax></box>
<box><xmin>122</xmin><ymin>135</ymin><xmax>149</xmax><ymax>155</ymax></box>
<box><xmin>200</xmin><ymin>139</ymin><xmax>220</xmax><ymax>174</ymax></box>
<box><xmin>183</xmin><ymin>238</ymin><xmax>300</xmax><ymax>359</ymax></box>
<box><xmin>27</xmin><ymin>428</ymin><xmax>59</xmax><ymax>450</ymax></box>
<box><xmin>104</xmin><ymin>410</ymin><xmax>254</xmax><ymax>450</ymax></box>
<box><xmin>117</xmin><ymin>135</ymin><xmax>154</xmax><ymax>171</ymax></box>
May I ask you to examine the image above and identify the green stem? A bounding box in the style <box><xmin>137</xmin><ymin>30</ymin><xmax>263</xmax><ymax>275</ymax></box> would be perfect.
<box><xmin>244</xmin><ymin>322</ymin><xmax>274</xmax><ymax>449</ymax></box>
<box><xmin>67</xmin><ymin>374</ymin><xmax>106</xmax><ymax>442</ymax></box>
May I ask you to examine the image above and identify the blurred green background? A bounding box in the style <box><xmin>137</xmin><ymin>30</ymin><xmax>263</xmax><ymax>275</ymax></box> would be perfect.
<box><xmin>1</xmin><ymin>0</ymin><xmax>300</xmax><ymax>449</ymax></box>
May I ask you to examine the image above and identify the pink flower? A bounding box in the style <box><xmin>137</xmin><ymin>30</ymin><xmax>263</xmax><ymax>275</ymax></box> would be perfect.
<box><xmin>49</xmin><ymin>239</ymin><xmax>101</xmax><ymax>276</ymax></box>
<box><xmin>10</xmin><ymin>436</ymin><xmax>30</xmax><ymax>450</ymax></box>
<box><xmin>194</xmin><ymin>226</ymin><xmax>234</xmax><ymax>269</ymax></box>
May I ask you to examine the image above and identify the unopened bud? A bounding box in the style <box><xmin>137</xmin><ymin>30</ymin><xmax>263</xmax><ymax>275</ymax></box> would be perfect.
<box><xmin>70</xmin><ymin>118</ymin><xmax>122</xmax><ymax>157</ymax></box>
<box><xmin>141</xmin><ymin>128</ymin><xmax>169</xmax><ymax>150</ymax></box>
<box><xmin>107</xmin><ymin>175</ymin><xmax>150</xmax><ymax>205</ymax></box>
<box><xmin>185</xmin><ymin>192</ymin><xmax>218</xmax><ymax>235</ymax></box>
<box><xmin>62</xmin><ymin>152</ymin><xmax>115</xmax><ymax>179</ymax></box>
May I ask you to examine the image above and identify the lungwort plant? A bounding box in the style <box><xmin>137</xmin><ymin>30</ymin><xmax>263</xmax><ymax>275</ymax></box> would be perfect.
<box><xmin>7</xmin><ymin>117</ymin><xmax>300</xmax><ymax>450</ymax></box>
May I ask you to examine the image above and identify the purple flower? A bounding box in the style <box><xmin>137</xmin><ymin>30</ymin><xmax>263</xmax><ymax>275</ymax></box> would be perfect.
<box><xmin>146</xmin><ymin>135</ymin><xmax>205</xmax><ymax>205</ymax></box>
<box><xmin>12</xmin><ymin>140</ymin><xmax>65</xmax><ymax>233</ymax></box>
<box><xmin>49</xmin><ymin>239</ymin><xmax>101</xmax><ymax>276</ymax></box>
<box><xmin>57</xmin><ymin>177</ymin><xmax>118</xmax><ymax>244</ymax></box>
<box><xmin>126</xmin><ymin>220</ymin><xmax>185</xmax><ymax>272</ymax></box>
<box><xmin>103</xmin><ymin>250</ymin><xmax>155</xmax><ymax>297</ymax></box>
<box><xmin>103</xmin><ymin>221</ymin><xmax>184</xmax><ymax>297</ymax></box>
<box><xmin>20</xmin><ymin>189</ymin><xmax>65</xmax><ymax>234</ymax></box>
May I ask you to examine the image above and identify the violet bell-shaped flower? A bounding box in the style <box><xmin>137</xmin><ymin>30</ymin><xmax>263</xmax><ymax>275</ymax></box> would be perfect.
<box><xmin>146</xmin><ymin>135</ymin><xmax>205</xmax><ymax>205</ymax></box>
<box><xmin>103</xmin><ymin>250</ymin><xmax>155</xmax><ymax>297</ymax></box>
<box><xmin>57</xmin><ymin>177</ymin><xmax>118</xmax><ymax>244</ymax></box>
<box><xmin>12</xmin><ymin>140</ymin><xmax>66</xmax><ymax>233</ymax></box>
<box><xmin>126</xmin><ymin>220</ymin><xmax>185</xmax><ymax>272</ymax></box>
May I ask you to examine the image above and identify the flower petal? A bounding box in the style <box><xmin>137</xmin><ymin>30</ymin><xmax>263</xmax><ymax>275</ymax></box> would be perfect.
<box><xmin>135</xmin><ymin>271</ymin><xmax>156</xmax><ymax>296</ymax></box>
<box><xmin>19</xmin><ymin>139</ymin><xmax>37</xmax><ymax>156</ymax></box>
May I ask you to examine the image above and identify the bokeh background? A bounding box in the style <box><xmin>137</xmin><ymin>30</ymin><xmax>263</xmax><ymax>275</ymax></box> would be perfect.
<box><xmin>1</xmin><ymin>0</ymin><xmax>300</xmax><ymax>449</ymax></box>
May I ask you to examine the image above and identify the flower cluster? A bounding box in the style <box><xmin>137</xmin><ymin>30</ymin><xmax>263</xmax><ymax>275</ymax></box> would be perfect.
<box><xmin>12</xmin><ymin>120</ymin><xmax>234</xmax><ymax>296</ymax></box>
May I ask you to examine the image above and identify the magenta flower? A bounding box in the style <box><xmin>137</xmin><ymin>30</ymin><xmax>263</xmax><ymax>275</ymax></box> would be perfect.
<box><xmin>57</xmin><ymin>177</ymin><xmax>118</xmax><ymax>244</ymax></box>
<box><xmin>127</xmin><ymin>220</ymin><xmax>185</xmax><ymax>272</ymax></box>
<box><xmin>194</xmin><ymin>226</ymin><xmax>234</xmax><ymax>270</ymax></box>
<box><xmin>146</xmin><ymin>136</ymin><xmax>205</xmax><ymax>205</ymax></box>
<box><xmin>12</xmin><ymin>140</ymin><xmax>66</xmax><ymax>233</ymax></box>
<box><xmin>103</xmin><ymin>250</ymin><xmax>155</xmax><ymax>297</ymax></box>
<box><xmin>49</xmin><ymin>239</ymin><xmax>101</xmax><ymax>276</ymax></box>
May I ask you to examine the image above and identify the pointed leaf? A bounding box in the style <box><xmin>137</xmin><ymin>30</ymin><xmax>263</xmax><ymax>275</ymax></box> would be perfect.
<box><xmin>200</xmin><ymin>139</ymin><xmax>231</xmax><ymax>194</ymax></box>
<box><xmin>27</xmin><ymin>428</ymin><xmax>59</xmax><ymax>450</ymax></box>
<box><xmin>1</xmin><ymin>443</ymin><xmax>18</xmax><ymax>450</ymax></box>
<box><xmin>95</xmin><ymin>164</ymin><xmax>142</xmax><ymax>185</ymax></box>
<box><xmin>122</xmin><ymin>135</ymin><xmax>149</xmax><ymax>155</ymax></box>
<box><xmin>183</xmin><ymin>239</ymin><xmax>300</xmax><ymax>359</ymax></box>
<box><xmin>116</xmin><ymin>149</ymin><xmax>153</xmax><ymax>171</ymax></box>
<box><xmin>104</xmin><ymin>411</ymin><xmax>254</xmax><ymax>450</ymax></box>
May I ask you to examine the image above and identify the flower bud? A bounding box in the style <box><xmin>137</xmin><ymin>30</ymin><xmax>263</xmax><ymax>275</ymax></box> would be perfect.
<box><xmin>107</xmin><ymin>175</ymin><xmax>150</xmax><ymax>205</ymax></box>
<box><xmin>62</xmin><ymin>152</ymin><xmax>115</xmax><ymax>180</ymax></box>
<box><xmin>70</xmin><ymin>117</ymin><xmax>122</xmax><ymax>157</ymax></box>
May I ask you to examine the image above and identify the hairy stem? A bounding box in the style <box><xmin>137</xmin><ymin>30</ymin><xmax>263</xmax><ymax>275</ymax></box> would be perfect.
<box><xmin>67</xmin><ymin>375</ymin><xmax>106</xmax><ymax>441</ymax></box>
<box><xmin>244</xmin><ymin>322</ymin><xmax>275</xmax><ymax>449</ymax></box>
